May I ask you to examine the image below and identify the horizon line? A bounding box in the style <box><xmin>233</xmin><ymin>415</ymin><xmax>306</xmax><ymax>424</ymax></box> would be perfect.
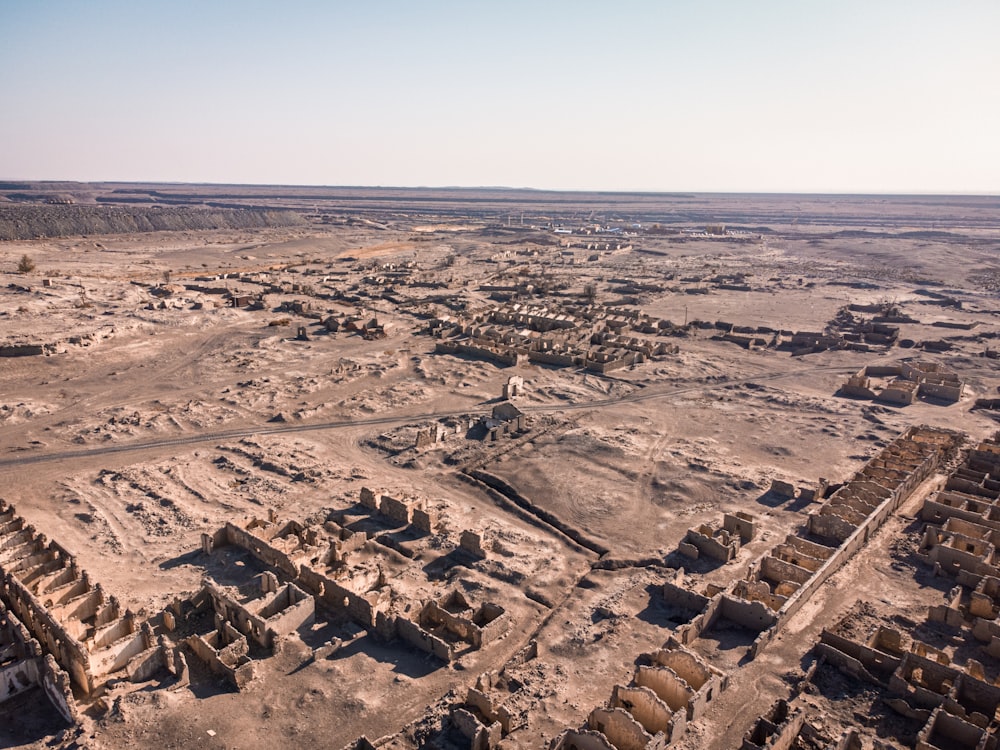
<box><xmin>2</xmin><ymin>179</ymin><xmax>999</xmax><ymax>199</ymax></box>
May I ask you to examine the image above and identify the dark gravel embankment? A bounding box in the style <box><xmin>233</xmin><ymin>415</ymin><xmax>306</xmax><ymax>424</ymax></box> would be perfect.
<box><xmin>0</xmin><ymin>204</ymin><xmax>306</xmax><ymax>240</ymax></box>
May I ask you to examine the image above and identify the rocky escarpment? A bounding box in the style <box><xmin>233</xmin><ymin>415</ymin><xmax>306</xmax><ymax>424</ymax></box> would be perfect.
<box><xmin>0</xmin><ymin>204</ymin><xmax>306</xmax><ymax>240</ymax></box>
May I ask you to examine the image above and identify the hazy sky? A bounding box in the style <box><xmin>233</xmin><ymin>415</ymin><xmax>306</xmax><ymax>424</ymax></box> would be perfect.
<box><xmin>2</xmin><ymin>1</ymin><xmax>998</xmax><ymax>193</ymax></box>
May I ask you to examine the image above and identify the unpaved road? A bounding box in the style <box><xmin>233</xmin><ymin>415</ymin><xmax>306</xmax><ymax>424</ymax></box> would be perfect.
<box><xmin>0</xmin><ymin>365</ymin><xmax>856</xmax><ymax>469</ymax></box>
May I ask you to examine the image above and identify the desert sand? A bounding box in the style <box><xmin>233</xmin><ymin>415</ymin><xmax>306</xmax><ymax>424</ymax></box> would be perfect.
<box><xmin>2</xmin><ymin>185</ymin><xmax>1000</xmax><ymax>749</ymax></box>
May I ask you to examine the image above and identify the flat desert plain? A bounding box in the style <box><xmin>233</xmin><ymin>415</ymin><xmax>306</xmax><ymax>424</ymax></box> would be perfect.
<box><xmin>2</xmin><ymin>185</ymin><xmax>1000</xmax><ymax>749</ymax></box>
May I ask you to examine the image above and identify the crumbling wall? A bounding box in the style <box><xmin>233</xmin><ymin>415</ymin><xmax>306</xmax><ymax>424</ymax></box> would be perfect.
<box><xmin>503</xmin><ymin>375</ymin><xmax>524</xmax><ymax>399</ymax></box>
<box><xmin>672</xmin><ymin>590</ymin><xmax>724</xmax><ymax>646</ymax></box>
<box><xmin>359</xmin><ymin>486</ymin><xmax>381</xmax><ymax>510</ymax></box>
<box><xmin>379</xmin><ymin>494</ymin><xmax>414</xmax><ymax>526</ymax></box>
<box><xmin>466</xmin><ymin>686</ymin><xmax>520</xmax><ymax>735</ymax></box>
<box><xmin>474</xmin><ymin>603</ymin><xmax>508</xmax><ymax>646</ymax></box>
<box><xmin>125</xmin><ymin>634</ymin><xmax>188</xmax><ymax>690</ymax></box>
<box><xmin>528</xmin><ymin>350</ymin><xmax>580</xmax><ymax>368</ymax></box>
<box><xmin>260</xmin><ymin>585</ymin><xmax>315</xmax><ymax>641</ymax></box>
<box><xmin>202</xmin><ymin>578</ymin><xmax>316</xmax><ymax>650</ymax></box>
<box><xmin>741</xmin><ymin>699</ymin><xmax>805</xmax><ymax>750</ymax></box>
<box><xmin>718</xmin><ymin>595</ymin><xmax>779</xmax><ymax>632</ymax></box>
<box><xmin>220</xmin><ymin>522</ymin><xmax>299</xmax><ymax>578</ymax></box>
<box><xmin>395</xmin><ymin>615</ymin><xmax>453</xmax><ymax>661</ymax></box>
<box><xmin>760</xmin><ymin>556</ymin><xmax>812</xmax><ymax>586</ymax></box>
<box><xmin>610</xmin><ymin>684</ymin><xmax>672</xmax><ymax>735</ymax></box>
<box><xmin>723</xmin><ymin>512</ymin><xmax>756</xmax><ymax>542</ymax></box>
<box><xmin>89</xmin><ymin>624</ymin><xmax>152</xmax><ymax>680</ymax></box>
<box><xmin>879</xmin><ymin>380</ymin><xmax>918</xmax><ymax>405</ymax></box>
<box><xmin>204</xmin><ymin>582</ymin><xmax>271</xmax><ymax>648</ymax></box>
<box><xmin>782</xmin><ymin>427</ymin><xmax>955</xmax><ymax>629</ymax></box>
<box><xmin>772</xmin><ymin>535</ymin><xmax>834</xmax><ymax>570</ymax></box>
<box><xmin>924</xmin><ymin>531</ymin><xmax>996</xmax><ymax>579</ymax></box>
<box><xmin>635</xmin><ymin>665</ymin><xmax>694</xmax><ymax>715</ymax></box>
<box><xmin>185</xmin><ymin>624</ymin><xmax>256</xmax><ymax>690</ymax></box>
<box><xmin>125</xmin><ymin>642</ymin><xmax>168</xmax><ymax>684</ymax></box>
<box><xmin>548</xmin><ymin>729</ymin><xmax>616</xmax><ymax>750</ymax></box>
<box><xmin>0</xmin><ymin>600</ymin><xmax>43</xmax><ymax>704</ymax></box>
<box><xmin>648</xmin><ymin>644</ymin><xmax>725</xmax><ymax>720</ymax></box>
<box><xmin>39</xmin><ymin>653</ymin><xmax>78</xmax><ymax>724</ymax></box>
<box><xmin>420</xmin><ymin>600</ymin><xmax>474</xmax><ymax>643</ymax></box>
<box><xmin>309</xmin><ymin>572</ymin><xmax>380</xmax><ymax>629</ymax></box>
<box><xmin>807</xmin><ymin>511</ymin><xmax>858</xmax><ymax>544</ymax></box>
<box><xmin>899</xmin><ymin>652</ymin><xmax>960</xmax><ymax>703</ymax></box>
<box><xmin>920</xmin><ymin>493</ymin><xmax>996</xmax><ymax>529</ymax></box>
<box><xmin>0</xmin><ymin>344</ymin><xmax>48</xmax><ymax>357</ymax></box>
<box><xmin>1</xmin><ymin>561</ymin><xmax>95</xmax><ymax>695</ymax></box>
<box><xmin>770</xmin><ymin>479</ymin><xmax>796</xmax><ymax>499</ymax></box>
<box><xmin>841</xmin><ymin>370</ymin><xmax>877</xmax><ymax>399</ymax></box>
<box><xmin>324</xmin><ymin>526</ymin><xmax>371</xmax><ymax>564</ymax></box>
<box><xmin>818</xmin><ymin>629</ymin><xmax>902</xmax><ymax>682</ymax></box>
<box><xmin>0</xmin><ymin>606</ymin><xmax>78</xmax><ymax>724</ymax></box>
<box><xmin>915</xmin><ymin>705</ymin><xmax>992</xmax><ymax>750</ymax></box>
<box><xmin>734</xmin><ymin>580</ymin><xmax>789</xmax><ymax>611</ymax></box>
<box><xmin>652</xmin><ymin>649</ymin><xmax>710</xmax><ymax>691</ymax></box>
<box><xmin>0</xmin><ymin>653</ymin><xmax>39</xmax><ymax>703</ymax></box>
<box><xmin>587</xmin><ymin>707</ymin><xmax>653</xmax><ymax>750</ymax></box>
<box><xmin>450</xmin><ymin>706</ymin><xmax>501</xmax><ymax>750</ymax></box>
<box><xmin>661</xmin><ymin>580</ymin><xmax>710</xmax><ymax>635</ymax></box>
<box><xmin>411</xmin><ymin>508</ymin><xmax>435</xmax><ymax>534</ymax></box>
<box><xmin>437</xmin><ymin>340</ymin><xmax>522</xmax><ymax>367</ymax></box>
<box><xmin>683</xmin><ymin>524</ymin><xmax>739</xmax><ymax>562</ymax></box>
<box><xmin>948</xmin><ymin>672</ymin><xmax>1000</xmax><ymax>724</ymax></box>
<box><xmin>461</xmin><ymin>530</ymin><xmax>489</xmax><ymax>558</ymax></box>
<box><xmin>417</xmin><ymin>595</ymin><xmax>508</xmax><ymax>650</ymax></box>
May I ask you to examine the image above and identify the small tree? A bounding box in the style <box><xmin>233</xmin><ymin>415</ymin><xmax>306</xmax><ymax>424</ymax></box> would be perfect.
<box><xmin>17</xmin><ymin>254</ymin><xmax>35</xmax><ymax>273</ymax></box>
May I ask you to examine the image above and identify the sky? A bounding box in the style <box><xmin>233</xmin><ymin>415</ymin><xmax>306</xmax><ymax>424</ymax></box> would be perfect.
<box><xmin>1</xmin><ymin>1</ymin><xmax>998</xmax><ymax>193</ymax></box>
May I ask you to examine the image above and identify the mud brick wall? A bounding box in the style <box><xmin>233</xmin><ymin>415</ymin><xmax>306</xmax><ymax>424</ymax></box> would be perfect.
<box><xmin>395</xmin><ymin>616</ymin><xmax>453</xmax><ymax>661</ymax></box>
<box><xmin>588</xmin><ymin>706</ymin><xmax>655</xmax><ymax>750</ymax></box>
<box><xmin>684</xmin><ymin>526</ymin><xmax>737</xmax><ymax>562</ymax></box>
<box><xmin>1</xmin><ymin>571</ymin><xmax>93</xmax><ymax>695</ymax></box>
<box><xmin>760</xmin><ymin>556</ymin><xmax>813</xmax><ymax>586</ymax></box>
<box><xmin>549</xmin><ymin>728</ymin><xmax>616</xmax><ymax>750</ymax></box>
<box><xmin>222</xmin><ymin>522</ymin><xmax>299</xmax><ymax>578</ymax></box>
<box><xmin>475</xmin><ymin>603</ymin><xmax>508</xmax><ymax>647</ymax></box>
<box><xmin>610</xmin><ymin>684</ymin><xmax>673</xmax><ymax>736</ymax></box>
<box><xmin>301</xmin><ymin>569</ymin><xmax>380</xmax><ymax>629</ymax></box>
<box><xmin>379</xmin><ymin>495</ymin><xmax>414</xmax><ymax>526</ymax></box>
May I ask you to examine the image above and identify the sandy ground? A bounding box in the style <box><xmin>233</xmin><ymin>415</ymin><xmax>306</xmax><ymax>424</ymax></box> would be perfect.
<box><xmin>1</xmin><ymin>195</ymin><xmax>1000</xmax><ymax>748</ymax></box>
